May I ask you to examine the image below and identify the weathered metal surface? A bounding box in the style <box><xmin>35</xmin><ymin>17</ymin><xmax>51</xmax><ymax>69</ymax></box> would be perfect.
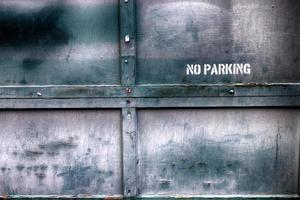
<box><xmin>122</xmin><ymin>108</ymin><xmax>138</xmax><ymax>197</ymax></box>
<box><xmin>0</xmin><ymin>84</ymin><xmax>299</xmax><ymax>99</ymax></box>
<box><xmin>0</xmin><ymin>0</ymin><xmax>299</xmax><ymax>199</ymax></box>
<box><xmin>0</xmin><ymin>0</ymin><xmax>298</xmax><ymax>102</ymax></box>
<box><xmin>0</xmin><ymin>96</ymin><xmax>300</xmax><ymax>109</ymax></box>
<box><xmin>120</xmin><ymin>0</ymin><xmax>137</xmax><ymax>89</ymax></box>
<box><xmin>0</xmin><ymin>110</ymin><xmax>122</xmax><ymax>195</ymax></box>
<box><xmin>0</xmin><ymin>0</ymin><xmax>119</xmax><ymax>85</ymax></box>
<box><xmin>135</xmin><ymin>196</ymin><xmax>299</xmax><ymax>200</ymax></box>
<box><xmin>3</xmin><ymin>196</ymin><xmax>299</xmax><ymax>200</ymax></box>
<box><xmin>8</xmin><ymin>196</ymin><xmax>299</xmax><ymax>200</ymax></box>
<box><xmin>136</xmin><ymin>0</ymin><xmax>300</xmax><ymax>84</ymax></box>
<box><xmin>137</xmin><ymin>109</ymin><xmax>300</xmax><ymax>195</ymax></box>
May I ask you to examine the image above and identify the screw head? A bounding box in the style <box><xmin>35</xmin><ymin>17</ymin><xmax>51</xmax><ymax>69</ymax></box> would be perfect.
<box><xmin>36</xmin><ymin>92</ymin><xmax>42</xmax><ymax>97</ymax></box>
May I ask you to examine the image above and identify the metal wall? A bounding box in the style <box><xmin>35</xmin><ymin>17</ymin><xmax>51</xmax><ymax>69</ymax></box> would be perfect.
<box><xmin>138</xmin><ymin>109</ymin><xmax>299</xmax><ymax>195</ymax></box>
<box><xmin>0</xmin><ymin>0</ymin><xmax>299</xmax><ymax>200</ymax></box>
<box><xmin>0</xmin><ymin>110</ymin><xmax>122</xmax><ymax>195</ymax></box>
<box><xmin>136</xmin><ymin>0</ymin><xmax>300</xmax><ymax>84</ymax></box>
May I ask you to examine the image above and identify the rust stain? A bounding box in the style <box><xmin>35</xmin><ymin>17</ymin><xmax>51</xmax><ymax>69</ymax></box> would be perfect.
<box><xmin>104</xmin><ymin>197</ymin><xmax>123</xmax><ymax>200</ymax></box>
<box><xmin>0</xmin><ymin>194</ymin><xmax>9</xmax><ymax>200</ymax></box>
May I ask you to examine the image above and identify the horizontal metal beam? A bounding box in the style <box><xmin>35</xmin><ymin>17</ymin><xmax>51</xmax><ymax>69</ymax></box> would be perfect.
<box><xmin>0</xmin><ymin>84</ymin><xmax>299</xmax><ymax>99</ymax></box>
<box><xmin>1</xmin><ymin>194</ymin><xmax>298</xmax><ymax>199</ymax></box>
<box><xmin>137</xmin><ymin>195</ymin><xmax>300</xmax><ymax>199</ymax></box>
<box><xmin>134</xmin><ymin>84</ymin><xmax>300</xmax><ymax>98</ymax></box>
<box><xmin>0</xmin><ymin>195</ymin><xmax>123</xmax><ymax>199</ymax></box>
<box><xmin>0</xmin><ymin>96</ymin><xmax>299</xmax><ymax>109</ymax></box>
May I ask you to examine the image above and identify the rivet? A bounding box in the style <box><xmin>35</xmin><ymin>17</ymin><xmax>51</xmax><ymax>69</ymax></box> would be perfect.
<box><xmin>124</xmin><ymin>59</ymin><xmax>128</xmax><ymax>63</ymax></box>
<box><xmin>126</xmin><ymin>87</ymin><xmax>132</xmax><ymax>94</ymax></box>
<box><xmin>229</xmin><ymin>89</ymin><xmax>235</xmax><ymax>94</ymax></box>
<box><xmin>36</xmin><ymin>92</ymin><xmax>42</xmax><ymax>97</ymax></box>
<box><xmin>125</xmin><ymin>35</ymin><xmax>130</xmax><ymax>43</ymax></box>
<box><xmin>124</xmin><ymin>0</ymin><xmax>129</xmax><ymax>3</ymax></box>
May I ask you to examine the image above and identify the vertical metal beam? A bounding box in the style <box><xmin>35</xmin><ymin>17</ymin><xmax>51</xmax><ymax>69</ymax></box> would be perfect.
<box><xmin>120</xmin><ymin>0</ymin><xmax>137</xmax><ymax>197</ymax></box>
<box><xmin>122</xmin><ymin>107</ymin><xmax>138</xmax><ymax>197</ymax></box>
<box><xmin>298</xmin><ymin>134</ymin><xmax>300</xmax><ymax>196</ymax></box>
<box><xmin>120</xmin><ymin>0</ymin><xmax>136</xmax><ymax>86</ymax></box>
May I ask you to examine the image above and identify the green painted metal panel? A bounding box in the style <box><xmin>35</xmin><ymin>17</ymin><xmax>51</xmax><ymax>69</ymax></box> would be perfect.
<box><xmin>0</xmin><ymin>0</ymin><xmax>120</xmax><ymax>85</ymax></box>
<box><xmin>136</xmin><ymin>0</ymin><xmax>300</xmax><ymax>85</ymax></box>
<box><xmin>0</xmin><ymin>0</ymin><xmax>299</xmax><ymax>100</ymax></box>
<box><xmin>137</xmin><ymin>109</ymin><xmax>300</xmax><ymax>196</ymax></box>
<box><xmin>0</xmin><ymin>0</ymin><xmax>299</xmax><ymax>200</ymax></box>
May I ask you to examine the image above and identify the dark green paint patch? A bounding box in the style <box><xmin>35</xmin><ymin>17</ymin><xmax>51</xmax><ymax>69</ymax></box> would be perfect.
<box><xmin>0</xmin><ymin>4</ymin><xmax>70</xmax><ymax>46</ymax></box>
<box><xmin>57</xmin><ymin>164</ymin><xmax>113</xmax><ymax>193</ymax></box>
<box><xmin>159</xmin><ymin>180</ymin><xmax>171</xmax><ymax>190</ymax></box>
<box><xmin>22</xmin><ymin>58</ymin><xmax>44</xmax><ymax>70</ymax></box>
<box><xmin>33</xmin><ymin>166</ymin><xmax>39</xmax><ymax>172</ymax></box>
<box><xmin>39</xmin><ymin>139</ymin><xmax>77</xmax><ymax>153</ymax></box>
<box><xmin>214</xmin><ymin>180</ymin><xmax>230</xmax><ymax>190</ymax></box>
<box><xmin>35</xmin><ymin>172</ymin><xmax>46</xmax><ymax>180</ymax></box>
<box><xmin>24</xmin><ymin>150</ymin><xmax>44</xmax><ymax>159</ymax></box>
<box><xmin>1</xmin><ymin>167</ymin><xmax>7</xmax><ymax>173</ymax></box>
<box><xmin>0</xmin><ymin>1</ymin><xmax>120</xmax><ymax>86</ymax></box>
<box><xmin>141</xmin><ymin>132</ymin><xmax>292</xmax><ymax>194</ymax></box>
<box><xmin>26</xmin><ymin>167</ymin><xmax>32</xmax><ymax>175</ymax></box>
<box><xmin>16</xmin><ymin>165</ymin><xmax>25</xmax><ymax>171</ymax></box>
<box><xmin>40</xmin><ymin>165</ymin><xmax>48</xmax><ymax>172</ymax></box>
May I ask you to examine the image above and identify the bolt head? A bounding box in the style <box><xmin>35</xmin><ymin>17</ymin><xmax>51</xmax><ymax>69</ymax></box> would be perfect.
<box><xmin>126</xmin><ymin>87</ymin><xmax>132</xmax><ymax>94</ymax></box>
<box><xmin>127</xmin><ymin>111</ymin><xmax>131</xmax><ymax>118</ymax></box>
<box><xmin>125</xmin><ymin>35</ymin><xmax>130</xmax><ymax>43</ymax></box>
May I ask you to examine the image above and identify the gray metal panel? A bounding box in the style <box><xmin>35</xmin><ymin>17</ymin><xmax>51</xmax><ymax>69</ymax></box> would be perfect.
<box><xmin>122</xmin><ymin>108</ymin><xmax>138</xmax><ymax>197</ymax></box>
<box><xmin>0</xmin><ymin>1</ymin><xmax>298</xmax><ymax>199</ymax></box>
<box><xmin>136</xmin><ymin>0</ymin><xmax>300</xmax><ymax>84</ymax></box>
<box><xmin>137</xmin><ymin>109</ymin><xmax>300</xmax><ymax>195</ymax></box>
<box><xmin>0</xmin><ymin>110</ymin><xmax>122</xmax><ymax>196</ymax></box>
<box><xmin>0</xmin><ymin>0</ymin><xmax>119</xmax><ymax>85</ymax></box>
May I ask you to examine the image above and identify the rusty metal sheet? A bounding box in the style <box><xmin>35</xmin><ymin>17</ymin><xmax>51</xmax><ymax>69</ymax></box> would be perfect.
<box><xmin>0</xmin><ymin>110</ymin><xmax>122</xmax><ymax>196</ymax></box>
<box><xmin>137</xmin><ymin>109</ymin><xmax>299</xmax><ymax>195</ymax></box>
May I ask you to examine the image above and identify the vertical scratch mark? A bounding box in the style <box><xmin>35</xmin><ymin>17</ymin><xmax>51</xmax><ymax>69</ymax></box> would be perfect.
<box><xmin>66</xmin><ymin>47</ymin><xmax>72</xmax><ymax>63</ymax></box>
<box><xmin>274</xmin><ymin>127</ymin><xmax>281</xmax><ymax>171</ymax></box>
